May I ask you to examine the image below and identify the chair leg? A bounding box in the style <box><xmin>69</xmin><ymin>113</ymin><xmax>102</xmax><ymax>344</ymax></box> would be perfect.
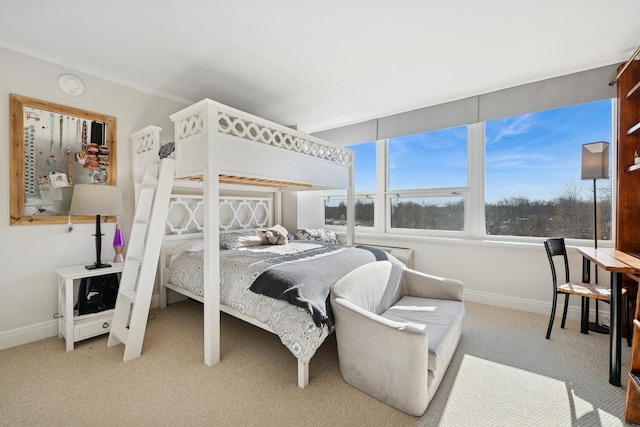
<box><xmin>547</xmin><ymin>292</ymin><xmax>558</xmax><ymax>339</ymax></box>
<box><xmin>560</xmin><ymin>293</ymin><xmax>570</xmax><ymax>329</ymax></box>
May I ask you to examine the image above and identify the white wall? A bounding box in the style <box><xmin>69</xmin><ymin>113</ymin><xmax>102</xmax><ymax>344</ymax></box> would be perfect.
<box><xmin>0</xmin><ymin>47</ymin><xmax>185</xmax><ymax>349</ymax></box>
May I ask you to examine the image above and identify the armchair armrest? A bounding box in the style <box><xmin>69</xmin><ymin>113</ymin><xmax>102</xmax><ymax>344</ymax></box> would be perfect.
<box><xmin>403</xmin><ymin>268</ymin><xmax>464</xmax><ymax>302</ymax></box>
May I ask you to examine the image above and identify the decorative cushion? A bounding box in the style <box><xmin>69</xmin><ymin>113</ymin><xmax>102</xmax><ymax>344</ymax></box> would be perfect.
<box><xmin>158</xmin><ymin>142</ymin><xmax>175</xmax><ymax>159</ymax></box>
<box><xmin>296</xmin><ymin>228</ymin><xmax>338</xmax><ymax>243</ymax></box>
<box><xmin>256</xmin><ymin>224</ymin><xmax>289</xmax><ymax>245</ymax></box>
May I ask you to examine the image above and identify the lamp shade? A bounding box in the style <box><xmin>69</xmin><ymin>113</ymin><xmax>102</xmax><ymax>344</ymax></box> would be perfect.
<box><xmin>581</xmin><ymin>142</ymin><xmax>610</xmax><ymax>180</ymax></box>
<box><xmin>69</xmin><ymin>184</ymin><xmax>123</xmax><ymax>216</ymax></box>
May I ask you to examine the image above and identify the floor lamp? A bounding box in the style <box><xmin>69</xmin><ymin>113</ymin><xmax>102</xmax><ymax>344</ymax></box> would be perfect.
<box><xmin>581</xmin><ymin>141</ymin><xmax>610</xmax><ymax>333</ymax></box>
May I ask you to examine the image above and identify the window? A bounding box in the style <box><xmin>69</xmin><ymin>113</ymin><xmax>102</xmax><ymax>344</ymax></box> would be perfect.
<box><xmin>323</xmin><ymin>127</ymin><xmax>470</xmax><ymax>234</ymax></box>
<box><xmin>387</xmin><ymin>126</ymin><xmax>468</xmax><ymax>235</ymax></box>
<box><xmin>388</xmin><ymin>126</ymin><xmax>467</xmax><ymax>190</ymax></box>
<box><xmin>485</xmin><ymin>100</ymin><xmax>613</xmax><ymax>239</ymax></box>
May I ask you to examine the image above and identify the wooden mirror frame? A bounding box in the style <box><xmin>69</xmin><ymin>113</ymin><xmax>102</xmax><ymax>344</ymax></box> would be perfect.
<box><xmin>10</xmin><ymin>94</ymin><xmax>117</xmax><ymax>225</ymax></box>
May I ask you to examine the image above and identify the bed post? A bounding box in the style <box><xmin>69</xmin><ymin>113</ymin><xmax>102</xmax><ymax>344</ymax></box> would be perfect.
<box><xmin>203</xmin><ymin>103</ymin><xmax>221</xmax><ymax>366</ymax></box>
<box><xmin>130</xmin><ymin>125</ymin><xmax>162</xmax><ymax>208</ymax></box>
<box><xmin>298</xmin><ymin>361</ymin><xmax>309</xmax><ymax>388</ymax></box>
<box><xmin>170</xmin><ymin>100</ymin><xmax>221</xmax><ymax>367</ymax></box>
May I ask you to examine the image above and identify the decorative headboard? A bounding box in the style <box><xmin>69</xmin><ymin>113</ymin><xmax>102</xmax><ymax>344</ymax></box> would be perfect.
<box><xmin>159</xmin><ymin>193</ymin><xmax>275</xmax><ymax>304</ymax></box>
<box><xmin>165</xmin><ymin>194</ymin><xmax>273</xmax><ymax>238</ymax></box>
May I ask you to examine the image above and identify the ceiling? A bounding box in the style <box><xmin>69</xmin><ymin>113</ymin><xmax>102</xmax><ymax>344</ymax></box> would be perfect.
<box><xmin>1</xmin><ymin>1</ymin><xmax>639</xmax><ymax>133</ymax></box>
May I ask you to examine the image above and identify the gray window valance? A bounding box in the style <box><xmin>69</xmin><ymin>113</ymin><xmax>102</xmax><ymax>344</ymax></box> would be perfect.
<box><xmin>313</xmin><ymin>64</ymin><xmax>618</xmax><ymax>145</ymax></box>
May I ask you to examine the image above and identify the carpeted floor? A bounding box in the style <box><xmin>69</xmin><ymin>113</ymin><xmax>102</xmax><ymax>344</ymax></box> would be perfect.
<box><xmin>0</xmin><ymin>300</ymin><xmax>633</xmax><ymax>426</ymax></box>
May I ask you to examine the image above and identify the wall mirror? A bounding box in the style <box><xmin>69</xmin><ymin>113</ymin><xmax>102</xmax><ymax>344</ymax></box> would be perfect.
<box><xmin>10</xmin><ymin>94</ymin><xmax>117</xmax><ymax>225</ymax></box>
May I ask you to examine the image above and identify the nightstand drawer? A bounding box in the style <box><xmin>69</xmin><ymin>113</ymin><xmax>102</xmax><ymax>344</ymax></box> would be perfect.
<box><xmin>74</xmin><ymin>315</ymin><xmax>112</xmax><ymax>341</ymax></box>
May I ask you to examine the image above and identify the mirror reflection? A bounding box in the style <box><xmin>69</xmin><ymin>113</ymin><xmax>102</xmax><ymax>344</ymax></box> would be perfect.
<box><xmin>24</xmin><ymin>108</ymin><xmax>110</xmax><ymax>216</ymax></box>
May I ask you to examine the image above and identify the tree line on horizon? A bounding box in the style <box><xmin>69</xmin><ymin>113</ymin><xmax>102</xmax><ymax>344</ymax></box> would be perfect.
<box><xmin>325</xmin><ymin>185</ymin><xmax>611</xmax><ymax>239</ymax></box>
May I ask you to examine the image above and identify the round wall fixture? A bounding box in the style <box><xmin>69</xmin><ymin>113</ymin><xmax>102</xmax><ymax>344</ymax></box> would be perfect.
<box><xmin>58</xmin><ymin>74</ymin><xmax>85</xmax><ymax>96</ymax></box>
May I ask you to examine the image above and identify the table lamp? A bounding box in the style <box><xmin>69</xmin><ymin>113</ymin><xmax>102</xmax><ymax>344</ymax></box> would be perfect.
<box><xmin>69</xmin><ymin>184</ymin><xmax>124</xmax><ymax>270</ymax></box>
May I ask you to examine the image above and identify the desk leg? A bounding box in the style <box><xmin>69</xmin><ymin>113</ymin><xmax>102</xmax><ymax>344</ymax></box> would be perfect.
<box><xmin>581</xmin><ymin>297</ymin><xmax>589</xmax><ymax>334</ymax></box>
<box><xmin>581</xmin><ymin>257</ymin><xmax>591</xmax><ymax>334</ymax></box>
<box><xmin>610</xmin><ymin>271</ymin><xmax>622</xmax><ymax>387</ymax></box>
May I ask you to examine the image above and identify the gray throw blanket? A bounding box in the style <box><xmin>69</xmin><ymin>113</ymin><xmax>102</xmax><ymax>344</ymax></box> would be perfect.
<box><xmin>249</xmin><ymin>245</ymin><xmax>387</xmax><ymax>328</ymax></box>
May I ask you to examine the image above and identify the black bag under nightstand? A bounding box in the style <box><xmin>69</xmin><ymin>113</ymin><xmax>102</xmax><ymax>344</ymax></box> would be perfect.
<box><xmin>76</xmin><ymin>273</ymin><xmax>119</xmax><ymax>315</ymax></box>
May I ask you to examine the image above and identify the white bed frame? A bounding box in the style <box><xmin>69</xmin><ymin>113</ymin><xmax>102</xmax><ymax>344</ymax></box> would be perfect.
<box><xmin>131</xmin><ymin>99</ymin><xmax>355</xmax><ymax>388</ymax></box>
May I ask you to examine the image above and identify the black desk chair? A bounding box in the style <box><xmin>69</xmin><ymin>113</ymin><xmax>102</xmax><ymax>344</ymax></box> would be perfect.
<box><xmin>544</xmin><ymin>237</ymin><xmax>631</xmax><ymax>346</ymax></box>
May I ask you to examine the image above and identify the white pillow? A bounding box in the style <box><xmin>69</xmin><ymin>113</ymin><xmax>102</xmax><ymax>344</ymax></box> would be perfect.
<box><xmin>170</xmin><ymin>239</ymin><xmax>205</xmax><ymax>255</ymax></box>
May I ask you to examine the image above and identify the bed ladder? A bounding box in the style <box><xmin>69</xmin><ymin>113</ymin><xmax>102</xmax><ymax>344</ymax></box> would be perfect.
<box><xmin>107</xmin><ymin>158</ymin><xmax>175</xmax><ymax>361</ymax></box>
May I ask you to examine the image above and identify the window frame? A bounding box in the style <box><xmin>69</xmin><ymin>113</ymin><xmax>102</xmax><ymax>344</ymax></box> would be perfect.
<box><xmin>319</xmin><ymin>99</ymin><xmax>617</xmax><ymax>244</ymax></box>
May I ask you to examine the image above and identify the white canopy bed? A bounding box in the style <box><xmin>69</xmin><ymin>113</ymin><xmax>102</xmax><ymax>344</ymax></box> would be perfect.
<box><xmin>130</xmin><ymin>99</ymin><xmax>375</xmax><ymax>387</ymax></box>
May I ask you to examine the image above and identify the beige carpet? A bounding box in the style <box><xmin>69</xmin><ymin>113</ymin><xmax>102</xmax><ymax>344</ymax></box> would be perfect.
<box><xmin>0</xmin><ymin>300</ymin><xmax>633</xmax><ymax>426</ymax></box>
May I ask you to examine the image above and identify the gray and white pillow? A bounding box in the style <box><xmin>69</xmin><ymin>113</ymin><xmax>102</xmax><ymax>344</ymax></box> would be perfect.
<box><xmin>219</xmin><ymin>230</ymin><xmax>262</xmax><ymax>250</ymax></box>
<box><xmin>159</xmin><ymin>142</ymin><xmax>175</xmax><ymax>159</ymax></box>
<box><xmin>295</xmin><ymin>228</ymin><xmax>338</xmax><ymax>243</ymax></box>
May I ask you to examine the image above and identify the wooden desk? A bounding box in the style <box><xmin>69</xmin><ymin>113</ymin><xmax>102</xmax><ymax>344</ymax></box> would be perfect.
<box><xmin>576</xmin><ymin>247</ymin><xmax>640</xmax><ymax>386</ymax></box>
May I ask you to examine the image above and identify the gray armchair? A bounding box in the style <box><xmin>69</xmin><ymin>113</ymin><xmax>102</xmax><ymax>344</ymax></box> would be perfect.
<box><xmin>330</xmin><ymin>260</ymin><xmax>465</xmax><ymax>416</ymax></box>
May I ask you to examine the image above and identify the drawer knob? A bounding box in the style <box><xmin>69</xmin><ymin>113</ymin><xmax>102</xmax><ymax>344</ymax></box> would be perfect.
<box><xmin>102</xmin><ymin>322</ymin><xmax>110</xmax><ymax>329</ymax></box>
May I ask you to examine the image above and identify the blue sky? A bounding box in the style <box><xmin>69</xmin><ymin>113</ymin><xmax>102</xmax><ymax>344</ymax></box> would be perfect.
<box><xmin>485</xmin><ymin>100</ymin><xmax>612</xmax><ymax>203</ymax></box>
<box><xmin>348</xmin><ymin>99</ymin><xmax>613</xmax><ymax>203</ymax></box>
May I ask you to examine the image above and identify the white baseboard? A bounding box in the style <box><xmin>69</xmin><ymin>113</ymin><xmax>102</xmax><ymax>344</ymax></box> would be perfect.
<box><xmin>0</xmin><ymin>294</ymin><xmax>162</xmax><ymax>350</ymax></box>
<box><xmin>0</xmin><ymin>319</ymin><xmax>59</xmax><ymax>350</ymax></box>
<box><xmin>464</xmin><ymin>289</ymin><xmax>610</xmax><ymax>324</ymax></box>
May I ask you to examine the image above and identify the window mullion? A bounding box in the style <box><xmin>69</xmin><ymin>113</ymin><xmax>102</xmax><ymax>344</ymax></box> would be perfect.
<box><xmin>377</xmin><ymin>139</ymin><xmax>387</xmax><ymax>233</ymax></box>
<box><xmin>468</xmin><ymin>122</ymin><xmax>485</xmax><ymax>239</ymax></box>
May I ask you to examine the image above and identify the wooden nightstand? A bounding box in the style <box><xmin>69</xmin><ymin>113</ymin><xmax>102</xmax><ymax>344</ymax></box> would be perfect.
<box><xmin>56</xmin><ymin>263</ymin><xmax>124</xmax><ymax>351</ymax></box>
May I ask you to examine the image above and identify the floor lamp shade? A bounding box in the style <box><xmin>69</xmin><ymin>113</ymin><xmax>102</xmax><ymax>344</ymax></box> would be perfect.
<box><xmin>581</xmin><ymin>142</ymin><xmax>609</xmax><ymax>180</ymax></box>
<box><xmin>69</xmin><ymin>184</ymin><xmax>124</xmax><ymax>269</ymax></box>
